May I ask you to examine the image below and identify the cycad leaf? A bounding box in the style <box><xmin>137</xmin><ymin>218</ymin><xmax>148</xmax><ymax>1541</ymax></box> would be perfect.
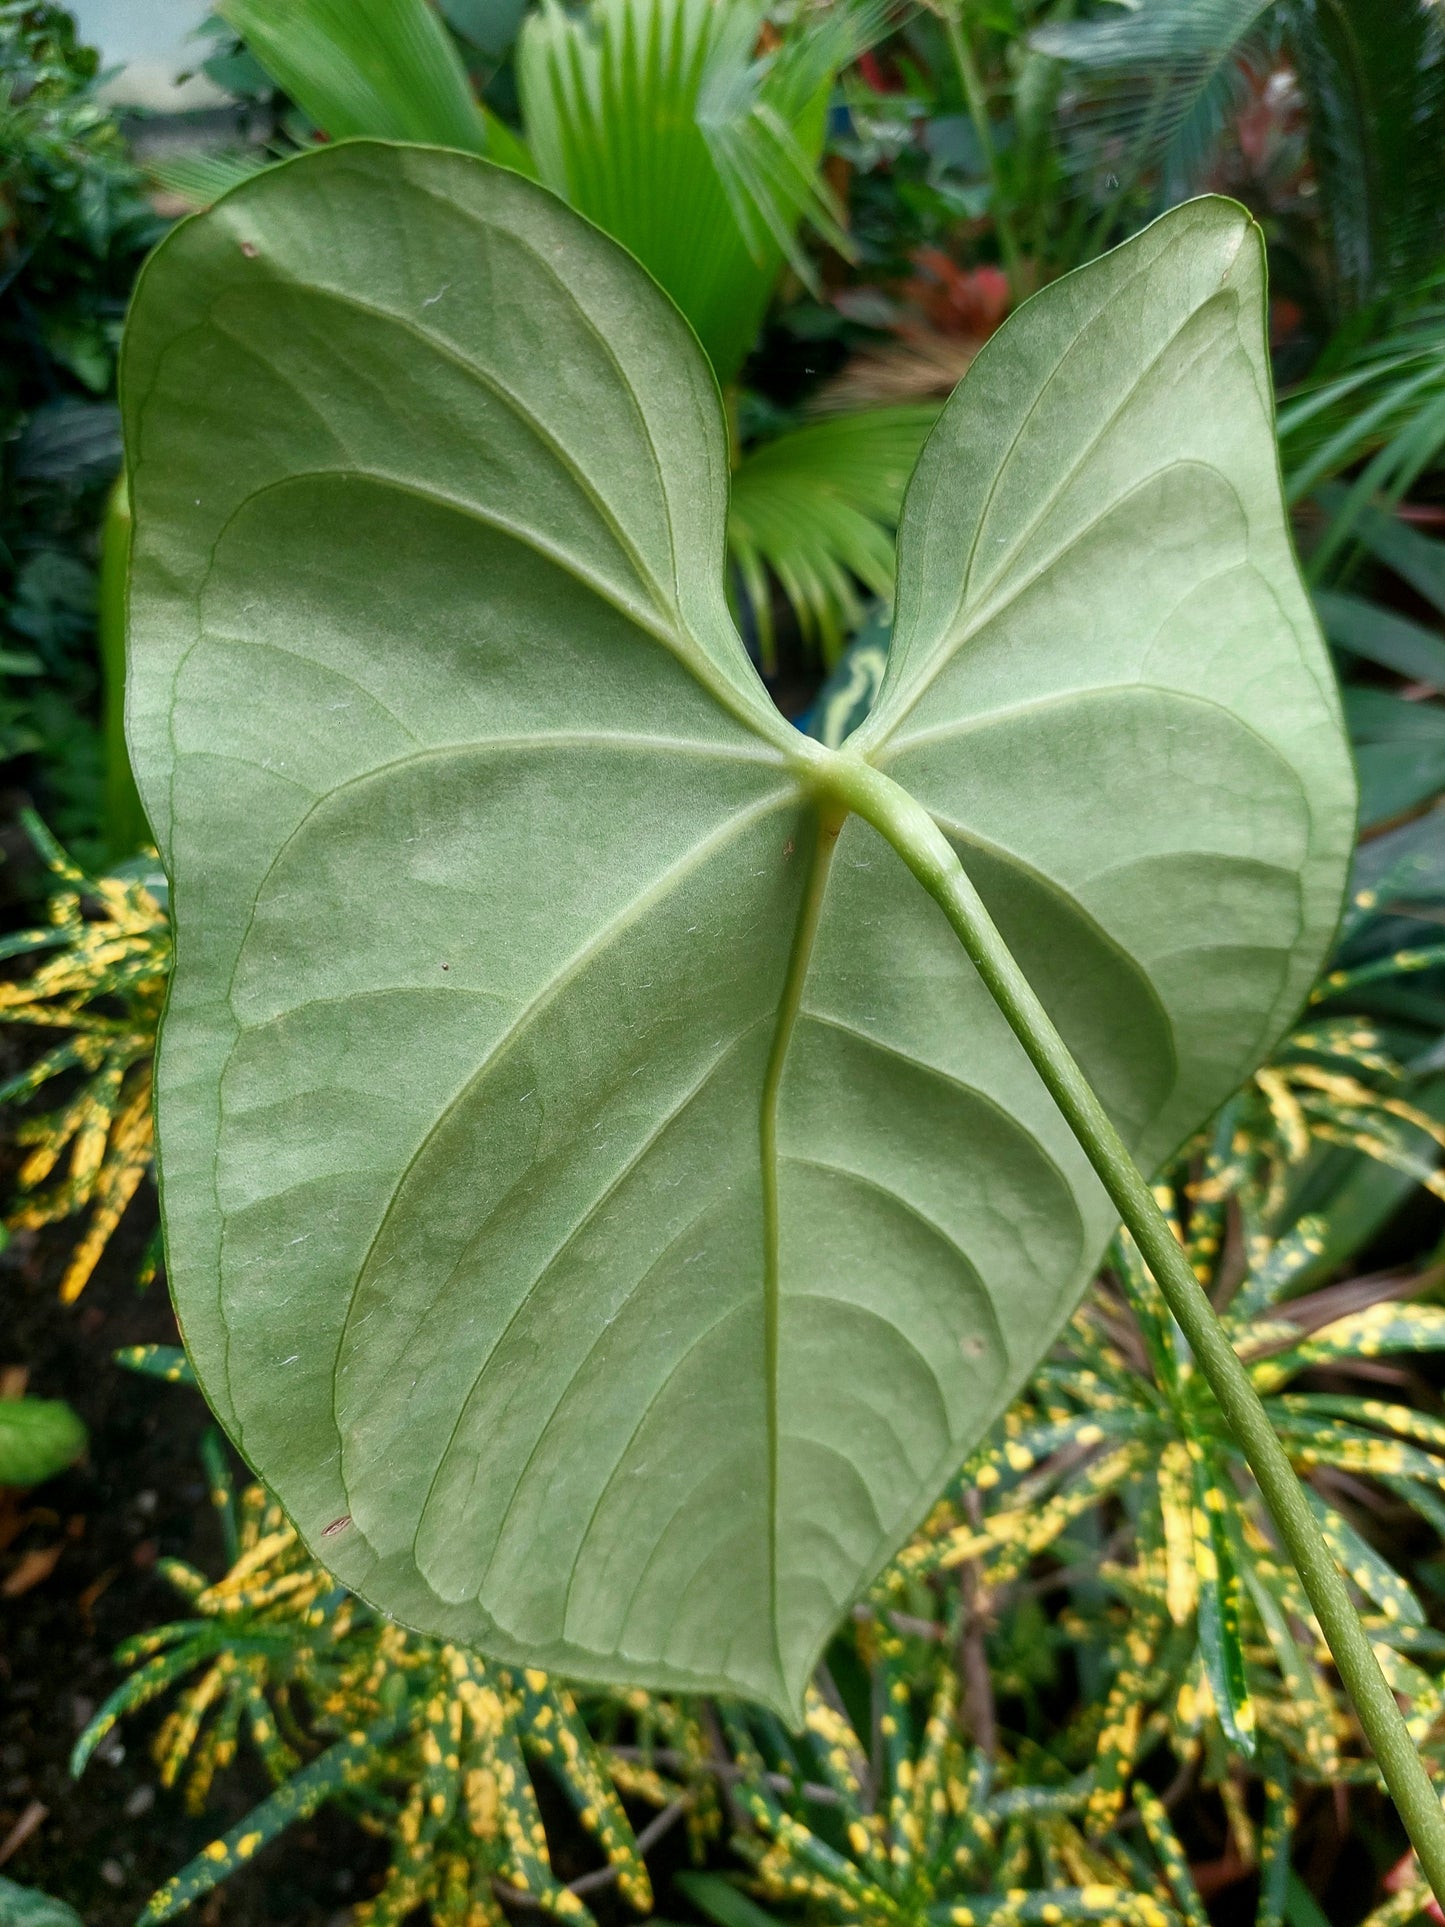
<box><xmin>218</xmin><ymin>0</ymin><xmax>488</xmax><ymax>151</ymax></box>
<box><xmin>123</xmin><ymin>149</ymin><xmax>1353</xmax><ymax>1716</ymax></box>
<box><xmin>1282</xmin><ymin>0</ymin><xmax>1445</xmax><ymax>306</ymax></box>
<box><xmin>1031</xmin><ymin>0</ymin><xmax>1272</xmax><ymax>193</ymax></box>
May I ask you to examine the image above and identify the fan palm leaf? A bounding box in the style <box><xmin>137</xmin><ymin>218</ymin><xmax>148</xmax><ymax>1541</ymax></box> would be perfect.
<box><xmin>728</xmin><ymin>405</ymin><xmax>937</xmax><ymax>668</ymax></box>
<box><xmin>517</xmin><ymin>0</ymin><xmax>875</xmax><ymax>379</ymax></box>
<box><xmin>218</xmin><ymin>0</ymin><xmax>490</xmax><ymax>150</ymax></box>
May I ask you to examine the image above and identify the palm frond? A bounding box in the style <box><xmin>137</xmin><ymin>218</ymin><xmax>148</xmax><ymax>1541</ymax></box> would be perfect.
<box><xmin>518</xmin><ymin>0</ymin><xmax>873</xmax><ymax>381</ymax></box>
<box><xmin>1030</xmin><ymin>0</ymin><xmax>1274</xmax><ymax>200</ymax></box>
<box><xmin>728</xmin><ymin>405</ymin><xmax>937</xmax><ymax>668</ymax></box>
<box><xmin>217</xmin><ymin>0</ymin><xmax>489</xmax><ymax>151</ymax></box>
<box><xmin>147</xmin><ymin>150</ymin><xmax>275</xmax><ymax>214</ymax></box>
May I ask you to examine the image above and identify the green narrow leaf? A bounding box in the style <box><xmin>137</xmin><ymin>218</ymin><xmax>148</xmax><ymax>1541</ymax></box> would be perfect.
<box><xmin>1191</xmin><ymin>1448</ymin><xmax>1256</xmax><ymax>1756</ymax></box>
<box><xmin>1085</xmin><ymin>1616</ymin><xmax>1162</xmax><ymax>1834</ymax></box>
<box><xmin>676</xmin><ymin>1874</ymin><xmax>788</xmax><ymax>1927</ymax></box>
<box><xmin>71</xmin><ymin>1643</ymin><xmax>214</xmax><ymax>1778</ymax></box>
<box><xmin>114</xmin><ymin>1344</ymin><xmax>197</xmax><ymax>1387</ymax></box>
<box><xmin>1316</xmin><ymin>590</ymin><xmax>1445</xmax><ymax>688</ymax></box>
<box><xmin>123</xmin><ymin>151</ymin><xmax>1354</xmax><ymax>1714</ymax></box>
<box><xmin>1326</xmin><ymin>495</ymin><xmax>1445</xmax><ymax>618</ymax></box>
<box><xmin>135</xmin><ymin>1714</ymin><xmax>404</xmax><ymax>1923</ymax></box>
<box><xmin>1244</xmin><ymin>1570</ymin><xmax>1337</xmax><ymax>1773</ymax></box>
<box><xmin>219</xmin><ymin>0</ymin><xmax>489</xmax><ymax>151</ymax></box>
<box><xmin>1256</xmin><ymin>1754</ymin><xmax>1294</xmax><ymax>1927</ymax></box>
<box><xmin>1134</xmin><ymin>1780</ymin><xmax>1210</xmax><ymax>1927</ymax></box>
<box><xmin>1284</xmin><ymin>1872</ymin><xmax>1334</xmax><ymax>1927</ymax></box>
<box><xmin>1345</xmin><ymin>687</ymin><xmax>1445</xmax><ymax>826</ymax></box>
<box><xmin>1230</xmin><ymin>1218</ymin><xmax>1328</xmax><ymax>1318</ymax></box>
<box><xmin>0</xmin><ymin>1880</ymin><xmax>85</xmax><ymax>1927</ymax></box>
<box><xmin>200</xmin><ymin>1427</ymin><xmax>241</xmax><ymax>1567</ymax></box>
<box><xmin>926</xmin><ymin>1890</ymin><xmax>1183</xmax><ymax>1926</ymax></box>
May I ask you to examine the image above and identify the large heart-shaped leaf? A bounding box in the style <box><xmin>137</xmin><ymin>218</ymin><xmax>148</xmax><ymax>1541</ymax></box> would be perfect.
<box><xmin>124</xmin><ymin>142</ymin><xmax>1354</xmax><ymax>1717</ymax></box>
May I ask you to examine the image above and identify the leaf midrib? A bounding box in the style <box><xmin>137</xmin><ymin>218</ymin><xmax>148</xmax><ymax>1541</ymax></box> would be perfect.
<box><xmin>758</xmin><ymin>807</ymin><xmax>841</xmax><ymax>1692</ymax></box>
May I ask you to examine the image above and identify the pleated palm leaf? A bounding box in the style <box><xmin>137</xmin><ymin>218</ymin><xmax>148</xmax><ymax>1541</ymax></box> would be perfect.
<box><xmin>209</xmin><ymin>0</ymin><xmax>929</xmax><ymax>666</ymax></box>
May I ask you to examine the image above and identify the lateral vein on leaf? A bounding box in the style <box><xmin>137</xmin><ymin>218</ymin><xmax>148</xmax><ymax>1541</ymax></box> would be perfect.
<box><xmin>963</xmin><ymin>279</ymin><xmax>1237</xmax><ymax>619</ymax></box>
<box><xmin>409</xmin><ymin>1017</ymin><xmax>773</xmax><ymax>1572</ymax></box>
<box><xmin>881</xmin><ymin>557</ymin><xmax>1248</xmax><ymax>756</ymax></box>
<box><xmin>796</xmin><ymin>1007</ymin><xmax>1079</xmax><ymax>1198</ymax></box>
<box><xmin>873</xmin><ymin>456</ymin><xmax>1258</xmax><ymax>754</ymax></box>
<box><xmin>772</xmin><ymin>1224</ymin><xmax>963</xmax><ymax>1421</ymax></box>
<box><xmin>211</xmin><ymin>463</ymin><xmax>686</xmax><ymax>661</ymax></box>
<box><xmin>785</xmin><ymin>1151</ymin><xmax>1004</xmax><ymax>1351</ymax></box>
<box><xmin>218</xmin><ymin>735</ymin><xmax>785</xmax><ymax>1027</ymax></box>
<box><xmin>557</xmin><ymin>1297</ymin><xmax>758</xmax><ymax>1648</ymax></box>
<box><xmin>950</xmin><ymin>249</ymin><xmax>1165</xmax><ymax>607</ymax></box>
<box><xmin>325</xmin><ymin>785</ymin><xmax>797</xmax><ymax>1471</ymax></box>
<box><xmin>241</xmin><ymin>277</ymin><xmax>679</xmax><ymax>631</ymax></box>
<box><xmin>399</xmin><ymin>173</ymin><xmax>694</xmax><ymax>629</ymax></box>
<box><xmin>867</xmin><ymin>286</ymin><xmax>1250</xmax><ymax>753</ymax></box>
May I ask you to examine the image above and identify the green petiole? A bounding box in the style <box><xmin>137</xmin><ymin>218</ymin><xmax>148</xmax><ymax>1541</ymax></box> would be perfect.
<box><xmin>806</xmin><ymin>740</ymin><xmax>1445</xmax><ymax>1905</ymax></box>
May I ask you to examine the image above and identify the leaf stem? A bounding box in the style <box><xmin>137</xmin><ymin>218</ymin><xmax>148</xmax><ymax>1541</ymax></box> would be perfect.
<box><xmin>99</xmin><ymin>477</ymin><xmax>149</xmax><ymax>861</ymax></box>
<box><xmin>814</xmin><ymin>745</ymin><xmax>1445</xmax><ymax>1903</ymax></box>
<box><xmin>941</xmin><ymin>5</ymin><xmax>1026</xmax><ymax>305</ymax></box>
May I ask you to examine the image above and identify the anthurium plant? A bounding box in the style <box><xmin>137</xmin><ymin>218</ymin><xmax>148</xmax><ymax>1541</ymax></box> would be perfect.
<box><xmin>119</xmin><ymin>138</ymin><xmax>1445</xmax><ymax>1887</ymax></box>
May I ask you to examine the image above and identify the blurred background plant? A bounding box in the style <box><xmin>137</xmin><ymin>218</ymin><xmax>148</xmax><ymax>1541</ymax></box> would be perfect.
<box><xmin>0</xmin><ymin>2</ymin><xmax>161</xmax><ymax>866</ymax></box>
<box><xmin>3</xmin><ymin>0</ymin><xmax>1445</xmax><ymax>1920</ymax></box>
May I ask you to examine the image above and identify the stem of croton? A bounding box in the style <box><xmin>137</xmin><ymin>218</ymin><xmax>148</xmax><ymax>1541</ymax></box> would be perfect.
<box><xmin>802</xmin><ymin>740</ymin><xmax>1445</xmax><ymax>1904</ymax></box>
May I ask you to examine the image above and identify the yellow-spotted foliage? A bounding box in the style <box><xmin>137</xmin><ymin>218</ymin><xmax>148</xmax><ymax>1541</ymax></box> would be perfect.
<box><xmin>888</xmin><ymin>1199</ymin><xmax>1445</xmax><ymax>1844</ymax></box>
<box><xmin>703</xmin><ymin>1611</ymin><xmax>1223</xmax><ymax>1927</ymax></box>
<box><xmin>77</xmin><ymin>1374</ymin><xmax>655</xmax><ymax>1927</ymax></box>
<box><xmin>0</xmin><ymin>816</ymin><xmax>167</xmax><ymax>1299</ymax></box>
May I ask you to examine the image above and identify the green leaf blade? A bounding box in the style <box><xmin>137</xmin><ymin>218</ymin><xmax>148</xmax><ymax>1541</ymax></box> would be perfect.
<box><xmin>0</xmin><ymin>1397</ymin><xmax>87</xmax><ymax>1488</ymax></box>
<box><xmin>218</xmin><ymin>0</ymin><xmax>489</xmax><ymax>152</ymax></box>
<box><xmin>124</xmin><ymin>154</ymin><xmax>1355</xmax><ymax>1715</ymax></box>
<box><xmin>856</xmin><ymin>198</ymin><xmax>1356</xmax><ymax>1178</ymax></box>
